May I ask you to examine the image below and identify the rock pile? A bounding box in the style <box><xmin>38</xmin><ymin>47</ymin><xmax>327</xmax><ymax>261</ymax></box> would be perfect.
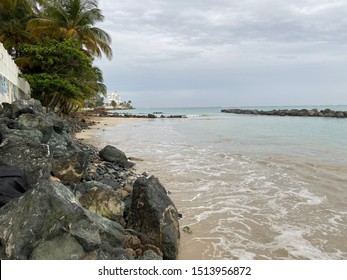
<box><xmin>221</xmin><ymin>108</ymin><xmax>347</xmax><ymax>118</ymax></box>
<box><xmin>0</xmin><ymin>99</ymin><xmax>180</xmax><ymax>260</ymax></box>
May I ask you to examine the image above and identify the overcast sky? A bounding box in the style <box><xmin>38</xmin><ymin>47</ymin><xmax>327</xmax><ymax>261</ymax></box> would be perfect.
<box><xmin>95</xmin><ymin>0</ymin><xmax>347</xmax><ymax>108</ymax></box>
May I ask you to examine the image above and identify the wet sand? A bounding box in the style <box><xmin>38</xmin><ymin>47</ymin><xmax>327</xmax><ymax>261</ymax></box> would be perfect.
<box><xmin>74</xmin><ymin>117</ymin><xmax>143</xmax><ymax>149</ymax></box>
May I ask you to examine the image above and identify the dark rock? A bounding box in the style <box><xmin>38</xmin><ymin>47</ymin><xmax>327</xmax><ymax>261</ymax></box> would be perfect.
<box><xmin>336</xmin><ymin>112</ymin><xmax>345</xmax><ymax>118</ymax></box>
<box><xmin>99</xmin><ymin>145</ymin><xmax>134</xmax><ymax>168</ymax></box>
<box><xmin>51</xmin><ymin>146</ymin><xmax>88</xmax><ymax>184</ymax></box>
<box><xmin>0</xmin><ymin>181</ymin><xmax>125</xmax><ymax>259</ymax></box>
<box><xmin>148</xmin><ymin>114</ymin><xmax>157</xmax><ymax>118</ymax></box>
<box><xmin>139</xmin><ymin>250</ymin><xmax>163</xmax><ymax>260</ymax></box>
<box><xmin>127</xmin><ymin>176</ymin><xmax>180</xmax><ymax>260</ymax></box>
<box><xmin>1</xmin><ymin>99</ymin><xmax>46</xmax><ymax>119</ymax></box>
<box><xmin>96</xmin><ymin>177</ymin><xmax>122</xmax><ymax>189</ymax></box>
<box><xmin>221</xmin><ymin>108</ymin><xmax>347</xmax><ymax>118</ymax></box>
<box><xmin>1</xmin><ymin>117</ymin><xmax>20</xmax><ymax>129</ymax></box>
<box><xmin>17</xmin><ymin>113</ymin><xmax>54</xmax><ymax>143</ymax></box>
<box><xmin>30</xmin><ymin>233</ymin><xmax>86</xmax><ymax>260</ymax></box>
<box><xmin>73</xmin><ymin>181</ymin><xmax>114</xmax><ymax>197</ymax></box>
<box><xmin>85</xmin><ymin>246</ymin><xmax>134</xmax><ymax>260</ymax></box>
<box><xmin>0</xmin><ymin>133</ymin><xmax>52</xmax><ymax>188</ymax></box>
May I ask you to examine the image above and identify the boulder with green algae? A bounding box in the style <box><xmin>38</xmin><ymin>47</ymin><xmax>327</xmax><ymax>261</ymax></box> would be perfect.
<box><xmin>78</xmin><ymin>187</ymin><xmax>125</xmax><ymax>222</ymax></box>
<box><xmin>17</xmin><ymin>113</ymin><xmax>54</xmax><ymax>143</ymax></box>
<box><xmin>0</xmin><ymin>181</ymin><xmax>126</xmax><ymax>260</ymax></box>
<box><xmin>30</xmin><ymin>233</ymin><xmax>86</xmax><ymax>260</ymax></box>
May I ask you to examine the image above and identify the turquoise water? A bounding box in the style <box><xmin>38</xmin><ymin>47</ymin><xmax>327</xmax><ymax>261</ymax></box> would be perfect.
<box><xmin>93</xmin><ymin>106</ymin><xmax>347</xmax><ymax>259</ymax></box>
<box><xmin>111</xmin><ymin>105</ymin><xmax>347</xmax><ymax>117</ymax></box>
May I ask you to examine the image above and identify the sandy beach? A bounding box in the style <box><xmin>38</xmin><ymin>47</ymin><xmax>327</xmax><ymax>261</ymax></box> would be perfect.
<box><xmin>75</xmin><ymin>117</ymin><xmax>143</xmax><ymax>149</ymax></box>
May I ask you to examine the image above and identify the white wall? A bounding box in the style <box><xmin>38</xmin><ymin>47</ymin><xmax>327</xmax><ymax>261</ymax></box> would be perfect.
<box><xmin>0</xmin><ymin>43</ymin><xmax>31</xmax><ymax>104</ymax></box>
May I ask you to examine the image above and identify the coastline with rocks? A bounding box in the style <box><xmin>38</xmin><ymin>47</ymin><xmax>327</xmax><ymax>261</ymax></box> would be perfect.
<box><xmin>0</xmin><ymin>99</ymin><xmax>180</xmax><ymax>260</ymax></box>
<box><xmin>221</xmin><ymin>108</ymin><xmax>347</xmax><ymax>118</ymax></box>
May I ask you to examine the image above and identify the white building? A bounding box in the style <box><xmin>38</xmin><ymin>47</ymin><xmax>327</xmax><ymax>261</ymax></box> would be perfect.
<box><xmin>0</xmin><ymin>43</ymin><xmax>31</xmax><ymax>103</ymax></box>
<box><xmin>107</xmin><ymin>91</ymin><xmax>121</xmax><ymax>105</ymax></box>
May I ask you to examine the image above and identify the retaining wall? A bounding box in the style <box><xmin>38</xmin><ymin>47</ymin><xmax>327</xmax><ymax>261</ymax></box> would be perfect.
<box><xmin>0</xmin><ymin>43</ymin><xmax>31</xmax><ymax>104</ymax></box>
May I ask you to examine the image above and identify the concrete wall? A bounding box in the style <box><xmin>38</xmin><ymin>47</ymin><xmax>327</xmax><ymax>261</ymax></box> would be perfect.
<box><xmin>0</xmin><ymin>43</ymin><xmax>31</xmax><ymax>104</ymax></box>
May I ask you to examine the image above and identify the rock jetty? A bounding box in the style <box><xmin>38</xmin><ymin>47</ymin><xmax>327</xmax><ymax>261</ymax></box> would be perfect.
<box><xmin>0</xmin><ymin>99</ymin><xmax>180</xmax><ymax>260</ymax></box>
<box><xmin>221</xmin><ymin>108</ymin><xmax>347</xmax><ymax>118</ymax></box>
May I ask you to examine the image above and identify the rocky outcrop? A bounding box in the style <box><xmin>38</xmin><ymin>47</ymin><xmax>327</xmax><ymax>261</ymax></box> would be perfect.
<box><xmin>128</xmin><ymin>176</ymin><xmax>180</xmax><ymax>260</ymax></box>
<box><xmin>0</xmin><ymin>98</ymin><xmax>180</xmax><ymax>260</ymax></box>
<box><xmin>221</xmin><ymin>108</ymin><xmax>347</xmax><ymax>118</ymax></box>
<box><xmin>0</xmin><ymin>181</ymin><xmax>129</xmax><ymax>260</ymax></box>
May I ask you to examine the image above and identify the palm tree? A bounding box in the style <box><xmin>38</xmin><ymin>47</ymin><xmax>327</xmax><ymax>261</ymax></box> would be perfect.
<box><xmin>0</xmin><ymin>0</ymin><xmax>46</xmax><ymax>57</ymax></box>
<box><xmin>27</xmin><ymin>0</ymin><xmax>112</xmax><ymax>59</ymax></box>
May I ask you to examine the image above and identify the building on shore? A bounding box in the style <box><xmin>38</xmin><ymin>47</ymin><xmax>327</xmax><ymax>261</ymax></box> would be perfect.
<box><xmin>0</xmin><ymin>43</ymin><xmax>31</xmax><ymax>104</ymax></box>
<box><xmin>107</xmin><ymin>91</ymin><xmax>121</xmax><ymax>106</ymax></box>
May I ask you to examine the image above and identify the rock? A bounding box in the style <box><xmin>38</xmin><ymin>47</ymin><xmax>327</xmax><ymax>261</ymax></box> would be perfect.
<box><xmin>51</xmin><ymin>146</ymin><xmax>88</xmax><ymax>184</ymax></box>
<box><xmin>1</xmin><ymin>98</ymin><xmax>46</xmax><ymax>119</ymax></box>
<box><xmin>127</xmin><ymin>176</ymin><xmax>180</xmax><ymax>260</ymax></box>
<box><xmin>140</xmin><ymin>243</ymin><xmax>163</xmax><ymax>258</ymax></box>
<box><xmin>0</xmin><ymin>133</ymin><xmax>52</xmax><ymax>188</ymax></box>
<box><xmin>183</xmin><ymin>226</ymin><xmax>193</xmax><ymax>234</ymax></box>
<box><xmin>336</xmin><ymin>112</ymin><xmax>345</xmax><ymax>118</ymax></box>
<box><xmin>17</xmin><ymin>113</ymin><xmax>54</xmax><ymax>143</ymax></box>
<box><xmin>139</xmin><ymin>250</ymin><xmax>163</xmax><ymax>260</ymax></box>
<box><xmin>99</xmin><ymin>145</ymin><xmax>134</xmax><ymax>168</ymax></box>
<box><xmin>221</xmin><ymin>108</ymin><xmax>347</xmax><ymax>118</ymax></box>
<box><xmin>78</xmin><ymin>187</ymin><xmax>125</xmax><ymax>222</ymax></box>
<box><xmin>84</xmin><ymin>246</ymin><xmax>134</xmax><ymax>260</ymax></box>
<box><xmin>10</xmin><ymin>128</ymin><xmax>43</xmax><ymax>143</ymax></box>
<box><xmin>30</xmin><ymin>233</ymin><xmax>86</xmax><ymax>260</ymax></box>
<box><xmin>96</xmin><ymin>177</ymin><xmax>122</xmax><ymax>189</ymax></box>
<box><xmin>124</xmin><ymin>235</ymin><xmax>141</xmax><ymax>250</ymax></box>
<box><xmin>0</xmin><ymin>181</ymin><xmax>125</xmax><ymax>259</ymax></box>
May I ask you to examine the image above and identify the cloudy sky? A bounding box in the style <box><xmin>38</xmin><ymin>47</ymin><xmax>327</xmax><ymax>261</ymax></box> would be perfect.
<box><xmin>95</xmin><ymin>0</ymin><xmax>347</xmax><ymax>108</ymax></box>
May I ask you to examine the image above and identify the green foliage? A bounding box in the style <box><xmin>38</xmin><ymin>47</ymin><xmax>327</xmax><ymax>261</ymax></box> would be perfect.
<box><xmin>27</xmin><ymin>0</ymin><xmax>112</xmax><ymax>59</ymax></box>
<box><xmin>1</xmin><ymin>0</ymin><xmax>112</xmax><ymax>114</ymax></box>
<box><xmin>20</xmin><ymin>38</ymin><xmax>106</xmax><ymax>113</ymax></box>
<box><xmin>110</xmin><ymin>100</ymin><xmax>117</xmax><ymax>107</ymax></box>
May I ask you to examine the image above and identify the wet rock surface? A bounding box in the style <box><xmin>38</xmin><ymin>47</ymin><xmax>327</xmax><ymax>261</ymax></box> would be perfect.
<box><xmin>0</xmin><ymin>99</ymin><xmax>180</xmax><ymax>260</ymax></box>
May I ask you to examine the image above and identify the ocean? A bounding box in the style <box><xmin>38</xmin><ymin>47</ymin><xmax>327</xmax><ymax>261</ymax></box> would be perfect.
<box><xmin>93</xmin><ymin>106</ymin><xmax>347</xmax><ymax>259</ymax></box>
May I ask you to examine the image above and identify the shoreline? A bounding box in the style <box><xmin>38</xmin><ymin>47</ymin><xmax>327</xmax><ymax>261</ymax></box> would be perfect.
<box><xmin>1</xmin><ymin>100</ymin><xmax>180</xmax><ymax>260</ymax></box>
<box><xmin>74</xmin><ymin>116</ymin><xmax>143</xmax><ymax>148</ymax></box>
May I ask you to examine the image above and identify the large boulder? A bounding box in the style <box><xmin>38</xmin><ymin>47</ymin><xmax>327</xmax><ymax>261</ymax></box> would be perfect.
<box><xmin>127</xmin><ymin>176</ymin><xmax>180</xmax><ymax>259</ymax></box>
<box><xmin>99</xmin><ymin>145</ymin><xmax>134</xmax><ymax>168</ymax></box>
<box><xmin>17</xmin><ymin>113</ymin><xmax>54</xmax><ymax>143</ymax></box>
<box><xmin>51</xmin><ymin>146</ymin><xmax>88</xmax><ymax>184</ymax></box>
<box><xmin>0</xmin><ymin>133</ymin><xmax>52</xmax><ymax>188</ymax></box>
<box><xmin>0</xmin><ymin>181</ymin><xmax>126</xmax><ymax>260</ymax></box>
<box><xmin>1</xmin><ymin>98</ymin><xmax>46</xmax><ymax>119</ymax></box>
<box><xmin>78</xmin><ymin>187</ymin><xmax>125</xmax><ymax>222</ymax></box>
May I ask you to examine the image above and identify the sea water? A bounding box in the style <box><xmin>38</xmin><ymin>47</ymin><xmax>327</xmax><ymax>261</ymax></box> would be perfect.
<box><xmin>93</xmin><ymin>106</ymin><xmax>347</xmax><ymax>259</ymax></box>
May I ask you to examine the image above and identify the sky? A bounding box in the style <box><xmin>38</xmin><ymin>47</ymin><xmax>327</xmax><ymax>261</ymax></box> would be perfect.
<box><xmin>95</xmin><ymin>0</ymin><xmax>347</xmax><ymax>108</ymax></box>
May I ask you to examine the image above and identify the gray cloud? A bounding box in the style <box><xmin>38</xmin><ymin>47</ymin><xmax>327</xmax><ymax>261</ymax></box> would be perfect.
<box><xmin>95</xmin><ymin>0</ymin><xmax>347</xmax><ymax>107</ymax></box>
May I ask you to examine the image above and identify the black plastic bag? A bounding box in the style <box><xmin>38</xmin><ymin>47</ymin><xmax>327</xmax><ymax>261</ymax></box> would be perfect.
<box><xmin>0</xmin><ymin>164</ymin><xmax>29</xmax><ymax>207</ymax></box>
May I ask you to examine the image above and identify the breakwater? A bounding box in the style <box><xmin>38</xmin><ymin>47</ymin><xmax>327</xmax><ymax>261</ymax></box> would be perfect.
<box><xmin>221</xmin><ymin>108</ymin><xmax>347</xmax><ymax>118</ymax></box>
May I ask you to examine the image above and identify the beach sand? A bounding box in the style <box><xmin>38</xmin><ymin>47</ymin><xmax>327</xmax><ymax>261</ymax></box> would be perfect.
<box><xmin>74</xmin><ymin>117</ymin><xmax>143</xmax><ymax>149</ymax></box>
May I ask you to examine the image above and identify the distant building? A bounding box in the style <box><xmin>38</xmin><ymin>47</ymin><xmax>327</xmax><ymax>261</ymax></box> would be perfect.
<box><xmin>107</xmin><ymin>91</ymin><xmax>121</xmax><ymax>105</ymax></box>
